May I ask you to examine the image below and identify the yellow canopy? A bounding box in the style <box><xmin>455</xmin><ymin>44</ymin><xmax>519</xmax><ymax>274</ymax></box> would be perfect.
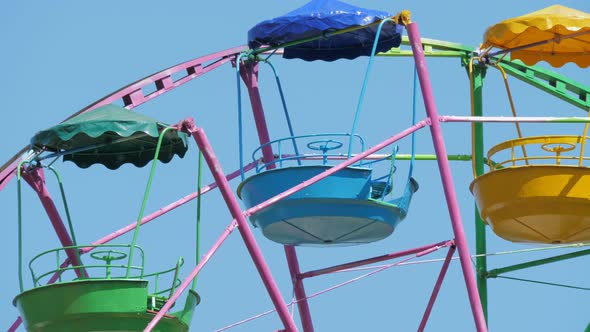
<box><xmin>483</xmin><ymin>5</ymin><xmax>590</xmax><ymax>67</ymax></box>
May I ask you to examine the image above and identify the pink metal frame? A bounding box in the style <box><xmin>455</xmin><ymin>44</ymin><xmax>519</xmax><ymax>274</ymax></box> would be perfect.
<box><xmin>145</xmin><ymin>219</ymin><xmax>239</xmax><ymax>331</ymax></box>
<box><xmin>418</xmin><ymin>243</ymin><xmax>456</xmax><ymax>331</ymax></box>
<box><xmin>240</xmin><ymin>62</ymin><xmax>315</xmax><ymax>332</ymax></box>
<box><xmin>144</xmin><ymin>117</ymin><xmax>427</xmax><ymax>331</ymax></box>
<box><xmin>0</xmin><ymin>46</ymin><xmax>245</xmax><ymax>191</ymax></box>
<box><xmin>21</xmin><ymin>167</ymin><xmax>88</xmax><ymax>279</ymax></box>
<box><xmin>5</xmin><ymin>23</ymin><xmax>492</xmax><ymax>332</ymax></box>
<box><xmin>300</xmin><ymin>240</ymin><xmax>453</xmax><ymax>279</ymax></box>
<box><xmin>188</xmin><ymin>123</ymin><xmax>298</xmax><ymax>331</ymax></box>
<box><xmin>408</xmin><ymin>23</ymin><xmax>487</xmax><ymax>331</ymax></box>
<box><xmin>142</xmin><ymin>118</ymin><xmax>427</xmax><ymax>331</ymax></box>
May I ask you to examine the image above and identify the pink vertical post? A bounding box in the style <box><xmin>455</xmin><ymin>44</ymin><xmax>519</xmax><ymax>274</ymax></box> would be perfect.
<box><xmin>285</xmin><ymin>245</ymin><xmax>314</xmax><ymax>330</ymax></box>
<box><xmin>241</xmin><ymin>62</ymin><xmax>314</xmax><ymax>331</ymax></box>
<box><xmin>407</xmin><ymin>22</ymin><xmax>487</xmax><ymax>332</ymax></box>
<box><xmin>240</xmin><ymin>62</ymin><xmax>275</xmax><ymax>165</ymax></box>
<box><xmin>186</xmin><ymin>121</ymin><xmax>298</xmax><ymax>332</ymax></box>
<box><xmin>418</xmin><ymin>243</ymin><xmax>456</xmax><ymax>331</ymax></box>
<box><xmin>22</xmin><ymin>167</ymin><xmax>87</xmax><ymax>278</ymax></box>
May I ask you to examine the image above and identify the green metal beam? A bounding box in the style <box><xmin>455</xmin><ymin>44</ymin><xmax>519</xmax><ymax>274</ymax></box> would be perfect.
<box><xmin>470</xmin><ymin>64</ymin><xmax>489</xmax><ymax>322</ymax></box>
<box><xmin>384</xmin><ymin>154</ymin><xmax>472</xmax><ymax>161</ymax></box>
<box><xmin>495</xmin><ymin>60</ymin><xmax>590</xmax><ymax>111</ymax></box>
<box><xmin>487</xmin><ymin>248</ymin><xmax>590</xmax><ymax>278</ymax></box>
<box><xmin>263</xmin><ymin>31</ymin><xmax>590</xmax><ymax>113</ymax></box>
<box><xmin>379</xmin><ymin>36</ymin><xmax>474</xmax><ymax>58</ymax></box>
<box><xmin>495</xmin><ymin>276</ymin><xmax>590</xmax><ymax>291</ymax></box>
<box><xmin>376</xmin><ymin>31</ymin><xmax>590</xmax><ymax>327</ymax></box>
<box><xmin>379</xmin><ymin>36</ymin><xmax>590</xmax><ymax>114</ymax></box>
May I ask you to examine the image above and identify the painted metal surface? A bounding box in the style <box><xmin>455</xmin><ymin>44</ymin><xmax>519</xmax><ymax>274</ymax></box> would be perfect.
<box><xmin>472</xmin><ymin>133</ymin><xmax>590</xmax><ymax>244</ymax></box>
<box><xmin>299</xmin><ymin>240</ymin><xmax>453</xmax><ymax>279</ymax></box>
<box><xmin>15</xmin><ymin>280</ymin><xmax>148</xmax><ymax>330</ymax></box>
<box><xmin>145</xmin><ymin>219</ymin><xmax>237</xmax><ymax>332</ymax></box>
<box><xmin>14</xmin><ymin>241</ymin><xmax>199</xmax><ymax>332</ymax></box>
<box><xmin>418</xmin><ymin>243</ymin><xmax>456</xmax><ymax>331</ymax></box>
<box><xmin>382</xmin><ymin>36</ymin><xmax>590</xmax><ymax>111</ymax></box>
<box><xmin>14</xmin><ymin>279</ymin><xmax>198</xmax><ymax>332</ymax></box>
<box><xmin>185</xmin><ymin>125</ymin><xmax>298</xmax><ymax>332</ymax></box>
<box><xmin>407</xmin><ymin>22</ymin><xmax>487</xmax><ymax>332</ymax></box>
<box><xmin>21</xmin><ymin>168</ymin><xmax>88</xmax><ymax>279</ymax></box>
<box><xmin>471</xmin><ymin>165</ymin><xmax>590</xmax><ymax>244</ymax></box>
<box><xmin>485</xmin><ymin>135</ymin><xmax>588</xmax><ymax>168</ymax></box>
<box><xmin>238</xmin><ymin>121</ymin><xmax>427</xmax><ymax>222</ymax></box>
<box><xmin>240</xmin><ymin>63</ymin><xmax>276</xmax><ymax>168</ymax></box>
<box><xmin>238</xmin><ymin>165</ymin><xmax>372</xmax><ymax>203</ymax></box>
<box><xmin>495</xmin><ymin>60</ymin><xmax>590</xmax><ymax>111</ymax></box>
<box><xmin>240</xmin><ymin>61</ymin><xmax>314</xmax><ymax>332</ymax></box>
<box><xmin>254</xmin><ymin>198</ymin><xmax>402</xmax><ymax>246</ymax></box>
<box><xmin>238</xmin><ymin>164</ymin><xmax>418</xmax><ymax>246</ymax></box>
<box><xmin>488</xmin><ymin>248</ymin><xmax>590</xmax><ymax>278</ymax></box>
<box><xmin>251</xmin><ymin>133</ymin><xmax>365</xmax><ymax>172</ymax></box>
<box><xmin>470</xmin><ymin>63</ymin><xmax>489</xmax><ymax>320</ymax></box>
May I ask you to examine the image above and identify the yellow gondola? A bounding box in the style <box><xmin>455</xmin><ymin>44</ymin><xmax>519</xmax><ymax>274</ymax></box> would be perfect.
<box><xmin>471</xmin><ymin>135</ymin><xmax>590</xmax><ymax>244</ymax></box>
<box><xmin>472</xmin><ymin>5</ymin><xmax>590</xmax><ymax>244</ymax></box>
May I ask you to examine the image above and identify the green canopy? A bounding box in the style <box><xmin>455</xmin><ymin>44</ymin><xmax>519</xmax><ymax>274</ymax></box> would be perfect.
<box><xmin>31</xmin><ymin>104</ymin><xmax>188</xmax><ymax>169</ymax></box>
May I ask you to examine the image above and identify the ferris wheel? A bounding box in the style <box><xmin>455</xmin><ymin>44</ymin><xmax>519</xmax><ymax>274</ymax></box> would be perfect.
<box><xmin>2</xmin><ymin>2</ymin><xmax>590</xmax><ymax>331</ymax></box>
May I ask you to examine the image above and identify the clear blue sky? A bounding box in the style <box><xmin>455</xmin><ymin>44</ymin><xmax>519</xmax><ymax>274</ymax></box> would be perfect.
<box><xmin>1</xmin><ymin>1</ymin><xmax>589</xmax><ymax>331</ymax></box>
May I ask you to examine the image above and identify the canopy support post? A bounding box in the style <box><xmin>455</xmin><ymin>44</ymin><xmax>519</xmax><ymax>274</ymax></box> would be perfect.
<box><xmin>239</xmin><ymin>62</ymin><xmax>275</xmax><ymax>166</ymax></box>
<box><xmin>21</xmin><ymin>167</ymin><xmax>88</xmax><ymax>279</ymax></box>
<box><xmin>407</xmin><ymin>22</ymin><xmax>487</xmax><ymax>332</ymax></box>
<box><xmin>241</xmin><ymin>61</ymin><xmax>315</xmax><ymax>332</ymax></box>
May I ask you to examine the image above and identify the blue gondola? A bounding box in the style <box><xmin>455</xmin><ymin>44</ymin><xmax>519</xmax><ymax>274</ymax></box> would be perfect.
<box><xmin>238</xmin><ymin>0</ymin><xmax>417</xmax><ymax>246</ymax></box>
<box><xmin>237</xmin><ymin>135</ymin><xmax>418</xmax><ymax>246</ymax></box>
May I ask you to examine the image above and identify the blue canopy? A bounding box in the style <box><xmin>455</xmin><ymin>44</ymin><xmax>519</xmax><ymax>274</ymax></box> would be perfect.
<box><xmin>248</xmin><ymin>0</ymin><xmax>403</xmax><ymax>62</ymax></box>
